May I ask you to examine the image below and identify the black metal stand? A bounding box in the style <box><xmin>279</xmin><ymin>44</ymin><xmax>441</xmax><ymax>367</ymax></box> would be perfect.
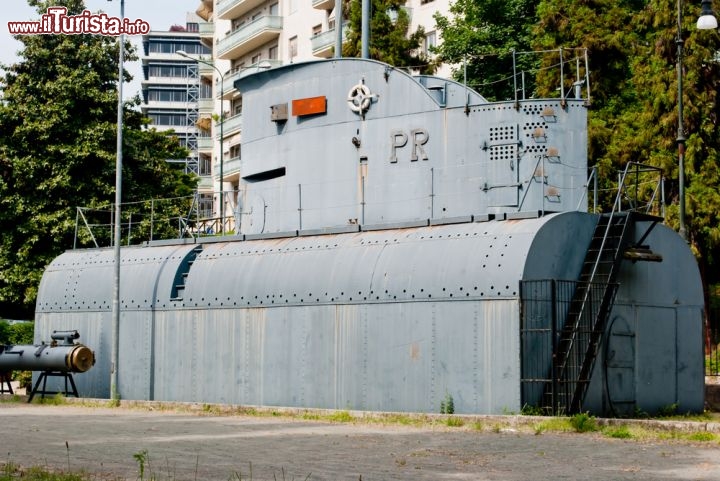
<box><xmin>0</xmin><ymin>371</ymin><xmax>13</xmax><ymax>395</ymax></box>
<box><xmin>28</xmin><ymin>371</ymin><xmax>79</xmax><ymax>403</ymax></box>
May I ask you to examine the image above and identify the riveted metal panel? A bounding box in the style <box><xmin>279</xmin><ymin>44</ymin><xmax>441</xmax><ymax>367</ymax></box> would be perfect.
<box><xmin>117</xmin><ymin>300</ymin><xmax>521</xmax><ymax>413</ymax></box>
<box><xmin>234</xmin><ymin>59</ymin><xmax>588</xmax><ymax>234</ymax></box>
<box><xmin>117</xmin><ymin>311</ymin><xmax>153</xmax><ymax>400</ymax></box>
<box><xmin>178</xmin><ymin>217</ymin><xmax>551</xmax><ymax>310</ymax></box>
<box><xmin>36</xmin><ymin>244</ymin><xmax>204</xmax><ymax>313</ymax></box>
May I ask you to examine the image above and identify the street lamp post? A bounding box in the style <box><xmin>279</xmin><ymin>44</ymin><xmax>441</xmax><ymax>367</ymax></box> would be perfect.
<box><xmin>177</xmin><ymin>50</ymin><xmax>225</xmax><ymax>234</ymax></box>
<box><xmin>677</xmin><ymin>0</ymin><xmax>717</xmax><ymax>242</ymax></box>
<box><xmin>109</xmin><ymin>0</ymin><xmax>124</xmax><ymax>403</ymax></box>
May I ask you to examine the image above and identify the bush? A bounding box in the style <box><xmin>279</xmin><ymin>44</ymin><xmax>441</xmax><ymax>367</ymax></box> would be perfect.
<box><xmin>570</xmin><ymin>412</ymin><xmax>599</xmax><ymax>433</ymax></box>
<box><xmin>0</xmin><ymin>321</ymin><xmax>9</xmax><ymax>345</ymax></box>
<box><xmin>0</xmin><ymin>321</ymin><xmax>34</xmax><ymax>392</ymax></box>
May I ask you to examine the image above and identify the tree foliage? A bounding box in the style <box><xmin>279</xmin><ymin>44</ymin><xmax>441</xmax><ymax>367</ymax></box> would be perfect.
<box><xmin>343</xmin><ymin>0</ymin><xmax>436</xmax><ymax>74</ymax></box>
<box><xmin>434</xmin><ymin>0</ymin><xmax>540</xmax><ymax>101</ymax></box>
<box><xmin>0</xmin><ymin>0</ymin><xmax>197</xmax><ymax>318</ymax></box>
<box><xmin>0</xmin><ymin>320</ymin><xmax>34</xmax><ymax>345</ymax></box>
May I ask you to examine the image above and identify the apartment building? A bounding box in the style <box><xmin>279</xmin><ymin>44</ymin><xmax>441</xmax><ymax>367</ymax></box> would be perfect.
<box><xmin>140</xmin><ymin>13</ymin><xmax>215</xmax><ymax>218</ymax></box>
<box><xmin>193</xmin><ymin>0</ymin><xmax>450</xmax><ymax>225</ymax></box>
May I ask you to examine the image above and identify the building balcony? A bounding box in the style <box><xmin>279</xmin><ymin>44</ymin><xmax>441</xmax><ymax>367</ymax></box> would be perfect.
<box><xmin>311</xmin><ymin>25</ymin><xmax>347</xmax><ymax>58</ymax></box>
<box><xmin>217</xmin><ymin>0</ymin><xmax>266</xmax><ymax>20</ymax></box>
<box><xmin>199</xmin><ymin>22</ymin><xmax>214</xmax><ymax>47</ymax></box>
<box><xmin>198</xmin><ymin>98</ymin><xmax>214</xmax><ymax>114</ymax></box>
<box><xmin>219</xmin><ymin>156</ymin><xmax>242</xmax><ymax>180</ymax></box>
<box><xmin>220</xmin><ymin>113</ymin><xmax>243</xmax><ymax>136</ymax></box>
<box><xmin>198</xmin><ymin>60</ymin><xmax>215</xmax><ymax>80</ymax></box>
<box><xmin>198</xmin><ymin>175</ymin><xmax>214</xmax><ymax>191</ymax></box>
<box><xmin>220</xmin><ymin>59</ymin><xmax>282</xmax><ymax>99</ymax></box>
<box><xmin>217</xmin><ymin>16</ymin><xmax>283</xmax><ymax>60</ymax></box>
<box><xmin>198</xmin><ymin>137</ymin><xmax>214</xmax><ymax>152</ymax></box>
<box><xmin>312</xmin><ymin>0</ymin><xmax>335</xmax><ymax>10</ymax></box>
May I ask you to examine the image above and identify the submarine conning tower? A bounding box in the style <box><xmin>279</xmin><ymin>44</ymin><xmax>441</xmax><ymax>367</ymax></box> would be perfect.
<box><xmin>233</xmin><ymin>58</ymin><xmax>588</xmax><ymax>234</ymax></box>
<box><xmin>34</xmin><ymin>58</ymin><xmax>705</xmax><ymax>416</ymax></box>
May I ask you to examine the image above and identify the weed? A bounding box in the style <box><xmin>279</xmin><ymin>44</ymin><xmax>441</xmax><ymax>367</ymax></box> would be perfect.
<box><xmin>133</xmin><ymin>449</ymin><xmax>152</xmax><ymax>481</ymax></box>
<box><xmin>520</xmin><ymin>404</ymin><xmax>544</xmax><ymax>416</ymax></box>
<box><xmin>328</xmin><ymin>410</ymin><xmax>354</xmax><ymax>423</ymax></box>
<box><xmin>534</xmin><ymin>418</ymin><xmax>573</xmax><ymax>433</ymax></box>
<box><xmin>445</xmin><ymin>416</ymin><xmax>464</xmax><ymax>427</ymax></box>
<box><xmin>604</xmin><ymin>425</ymin><xmax>633</xmax><ymax>439</ymax></box>
<box><xmin>657</xmin><ymin>403</ymin><xmax>679</xmax><ymax>417</ymax></box>
<box><xmin>472</xmin><ymin>421</ymin><xmax>483</xmax><ymax>431</ymax></box>
<box><xmin>687</xmin><ymin>432</ymin><xmax>716</xmax><ymax>442</ymax></box>
<box><xmin>570</xmin><ymin>412</ymin><xmax>598</xmax><ymax>433</ymax></box>
<box><xmin>35</xmin><ymin>394</ymin><xmax>66</xmax><ymax>406</ymax></box>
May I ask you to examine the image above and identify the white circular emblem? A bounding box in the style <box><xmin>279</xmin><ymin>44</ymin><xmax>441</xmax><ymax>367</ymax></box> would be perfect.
<box><xmin>347</xmin><ymin>83</ymin><xmax>372</xmax><ymax>114</ymax></box>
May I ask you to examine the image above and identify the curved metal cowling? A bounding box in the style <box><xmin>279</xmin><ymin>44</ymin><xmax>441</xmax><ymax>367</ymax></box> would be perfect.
<box><xmin>0</xmin><ymin>343</ymin><xmax>95</xmax><ymax>373</ymax></box>
<box><xmin>37</xmin><ymin>216</ymin><xmax>578</xmax><ymax>311</ymax></box>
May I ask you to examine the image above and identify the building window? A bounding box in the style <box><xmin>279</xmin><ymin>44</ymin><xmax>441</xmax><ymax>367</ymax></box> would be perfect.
<box><xmin>251</xmin><ymin>53</ymin><xmax>261</xmax><ymax>65</ymax></box>
<box><xmin>148</xmin><ymin>64</ymin><xmax>193</xmax><ymax>78</ymax></box>
<box><xmin>312</xmin><ymin>24</ymin><xmax>322</xmax><ymax>37</ymax></box>
<box><xmin>288</xmin><ymin>36</ymin><xmax>298</xmax><ymax>59</ymax></box>
<box><xmin>186</xmin><ymin>22</ymin><xmax>199</xmax><ymax>32</ymax></box>
<box><xmin>149</xmin><ymin>41</ymin><xmax>209</xmax><ymax>55</ymax></box>
<box><xmin>148</xmin><ymin>112</ymin><xmax>187</xmax><ymax>126</ymax></box>
<box><xmin>229</xmin><ymin>144</ymin><xmax>241</xmax><ymax>160</ymax></box>
<box><xmin>424</xmin><ymin>31</ymin><xmax>436</xmax><ymax>55</ymax></box>
<box><xmin>199</xmin><ymin>83</ymin><xmax>212</xmax><ymax>99</ymax></box>
<box><xmin>268</xmin><ymin>45</ymin><xmax>278</xmax><ymax>60</ymax></box>
<box><xmin>232</xmin><ymin>98</ymin><xmax>243</xmax><ymax>116</ymax></box>
<box><xmin>198</xmin><ymin>192</ymin><xmax>213</xmax><ymax>216</ymax></box>
<box><xmin>269</xmin><ymin>3</ymin><xmax>279</xmax><ymax>16</ymax></box>
<box><xmin>147</xmin><ymin>88</ymin><xmax>188</xmax><ymax>102</ymax></box>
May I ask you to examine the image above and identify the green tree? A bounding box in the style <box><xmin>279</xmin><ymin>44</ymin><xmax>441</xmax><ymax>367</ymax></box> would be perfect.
<box><xmin>627</xmin><ymin>0</ymin><xmax>720</xmax><ymax>284</ymax></box>
<box><xmin>343</xmin><ymin>0</ymin><xmax>436</xmax><ymax>74</ymax></box>
<box><xmin>434</xmin><ymin>0</ymin><xmax>540</xmax><ymax>101</ymax></box>
<box><xmin>534</xmin><ymin>0</ymin><xmax>646</xmax><ymax>208</ymax></box>
<box><xmin>0</xmin><ymin>0</ymin><xmax>197</xmax><ymax>318</ymax></box>
<box><xmin>535</xmin><ymin>0</ymin><xmax>720</xmax><ymax>284</ymax></box>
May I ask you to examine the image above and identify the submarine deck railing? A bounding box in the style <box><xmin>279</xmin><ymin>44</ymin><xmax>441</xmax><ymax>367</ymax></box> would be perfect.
<box><xmin>72</xmin><ymin>162</ymin><xmax>666</xmax><ymax>249</ymax></box>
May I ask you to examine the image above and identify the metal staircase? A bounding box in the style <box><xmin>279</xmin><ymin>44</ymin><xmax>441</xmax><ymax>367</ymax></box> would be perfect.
<box><xmin>548</xmin><ymin>212</ymin><xmax>631</xmax><ymax>413</ymax></box>
<box><xmin>546</xmin><ymin>162</ymin><xmax>665</xmax><ymax>414</ymax></box>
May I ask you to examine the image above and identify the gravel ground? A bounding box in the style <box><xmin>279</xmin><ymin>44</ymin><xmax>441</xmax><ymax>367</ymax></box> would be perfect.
<box><xmin>1</xmin><ymin>402</ymin><xmax>719</xmax><ymax>481</ymax></box>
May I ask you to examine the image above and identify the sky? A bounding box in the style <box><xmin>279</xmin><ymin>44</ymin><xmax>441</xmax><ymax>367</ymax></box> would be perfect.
<box><xmin>1</xmin><ymin>0</ymin><xmax>200</xmax><ymax>99</ymax></box>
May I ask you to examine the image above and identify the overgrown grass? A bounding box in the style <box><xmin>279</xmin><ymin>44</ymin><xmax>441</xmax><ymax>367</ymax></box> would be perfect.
<box><xmin>445</xmin><ymin>416</ymin><xmax>464</xmax><ymax>427</ymax></box>
<box><xmin>1</xmin><ymin>463</ymin><xmax>91</xmax><ymax>481</ymax></box>
<box><xmin>603</xmin><ymin>425</ymin><xmax>633</xmax><ymax>439</ymax></box>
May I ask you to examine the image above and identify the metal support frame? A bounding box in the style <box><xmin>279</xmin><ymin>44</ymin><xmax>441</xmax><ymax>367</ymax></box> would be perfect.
<box><xmin>27</xmin><ymin>371</ymin><xmax>79</xmax><ymax>403</ymax></box>
<box><xmin>185</xmin><ymin>63</ymin><xmax>200</xmax><ymax>176</ymax></box>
